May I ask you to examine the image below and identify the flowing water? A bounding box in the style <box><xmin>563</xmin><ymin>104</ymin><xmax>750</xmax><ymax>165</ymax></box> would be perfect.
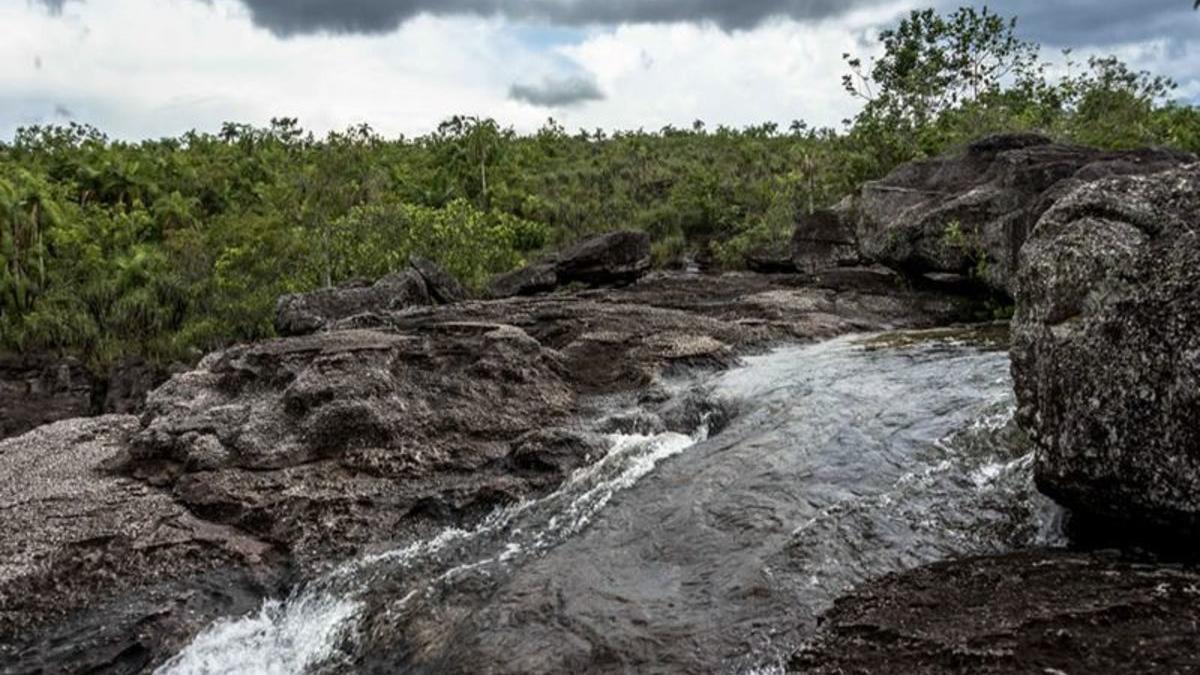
<box><xmin>160</xmin><ymin>333</ymin><xmax>1062</xmax><ymax>674</ymax></box>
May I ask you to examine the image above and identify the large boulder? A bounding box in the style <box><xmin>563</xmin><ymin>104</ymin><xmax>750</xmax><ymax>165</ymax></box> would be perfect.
<box><xmin>851</xmin><ymin>133</ymin><xmax>1193</xmax><ymax>296</ymax></box>
<box><xmin>3</xmin><ymin>322</ymin><xmax>588</xmax><ymax>671</ymax></box>
<box><xmin>274</xmin><ymin>269</ymin><xmax>431</xmax><ymax>336</ymax></box>
<box><xmin>1012</xmin><ymin>165</ymin><xmax>1200</xmax><ymax>535</ymax></box>
<box><xmin>489</xmin><ymin>230</ymin><xmax>651</xmax><ymax>298</ymax></box>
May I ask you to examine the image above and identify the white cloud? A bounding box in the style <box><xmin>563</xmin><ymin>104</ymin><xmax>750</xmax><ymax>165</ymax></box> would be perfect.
<box><xmin>1</xmin><ymin>0</ymin><xmax>1194</xmax><ymax>141</ymax></box>
<box><xmin>0</xmin><ymin>0</ymin><xmax>569</xmax><ymax>139</ymax></box>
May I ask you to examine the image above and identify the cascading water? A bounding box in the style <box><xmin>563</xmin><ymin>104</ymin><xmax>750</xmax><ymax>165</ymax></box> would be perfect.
<box><xmin>160</xmin><ymin>332</ymin><xmax>1062</xmax><ymax>674</ymax></box>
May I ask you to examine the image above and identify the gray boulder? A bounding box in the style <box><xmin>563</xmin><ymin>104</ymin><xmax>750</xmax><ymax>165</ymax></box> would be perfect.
<box><xmin>1012</xmin><ymin>164</ymin><xmax>1200</xmax><ymax>535</ymax></box>
<box><xmin>274</xmin><ymin>269</ymin><xmax>431</xmax><ymax>336</ymax></box>
<box><xmin>851</xmin><ymin>133</ymin><xmax>1193</xmax><ymax>295</ymax></box>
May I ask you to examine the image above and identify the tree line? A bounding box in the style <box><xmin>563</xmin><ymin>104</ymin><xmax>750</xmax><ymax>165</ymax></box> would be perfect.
<box><xmin>2</xmin><ymin>6</ymin><xmax>1197</xmax><ymax>371</ymax></box>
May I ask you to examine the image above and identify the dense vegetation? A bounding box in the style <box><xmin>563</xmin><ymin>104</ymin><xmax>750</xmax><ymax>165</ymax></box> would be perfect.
<box><xmin>3</xmin><ymin>6</ymin><xmax>1198</xmax><ymax>371</ymax></box>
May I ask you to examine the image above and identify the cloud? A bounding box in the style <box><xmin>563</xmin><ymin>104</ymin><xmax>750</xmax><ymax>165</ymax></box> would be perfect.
<box><xmin>212</xmin><ymin>0</ymin><xmax>891</xmax><ymax>36</ymax></box>
<box><xmin>53</xmin><ymin>103</ymin><xmax>73</xmax><ymax>117</ymax></box>
<box><xmin>509</xmin><ymin>75</ymin><xmax>604</xmax><ymax>107</ymax></box>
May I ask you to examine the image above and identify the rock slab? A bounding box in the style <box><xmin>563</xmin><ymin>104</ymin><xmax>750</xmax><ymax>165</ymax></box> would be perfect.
<box><xmin>792</xmin><ymin>549</ymin><xmax>1200</xmax><ymax>674</ymax></box>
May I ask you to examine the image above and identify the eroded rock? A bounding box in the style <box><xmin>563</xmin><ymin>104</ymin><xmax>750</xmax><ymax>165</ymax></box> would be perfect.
<box><xmin>410</xmin><ymin>255</ymin><xmax>470</xmax><ymax>305</ymax></box>
<box><xmin>128</xmin><ymin>325</ymin><xmax>577</xmax><ymax>564</ymax></box>
<box><xmin>1012</xmin><ymin>165</ymin><xmax>1200</xmax><ymax>536</ymax></box>
<box><xmin>792</xmin><ymin>208</ymin><xmax>861</xmax><ymax>275</ymax></box>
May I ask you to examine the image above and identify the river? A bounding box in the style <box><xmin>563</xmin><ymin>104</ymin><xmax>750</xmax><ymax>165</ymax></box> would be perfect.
<box><xmin>160</xmin><ymin>332</ymin><xmax>1063</xmax><ymax>674</ymax></box>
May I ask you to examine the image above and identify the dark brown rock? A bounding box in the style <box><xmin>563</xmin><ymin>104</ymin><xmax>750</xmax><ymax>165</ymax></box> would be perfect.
<box><xmin>488</xmin><ymin>262</ymin><xmax>559</xmax><ymax>298</ymax></box>
<box><xmin>274</xmin><ymin>269</ymin><xmax>431</xmax><ymax>336</ymax></box>
<box><xmin>1012</xmin><ymin>165</ymin><xmax>1200</xmax><ymax>536</ymax></box>
<box><xmin>102</xmin><ymin>356</ymin><xmax>169</xmax><ymax>415</ymax></box>
<box><xmin>745</xmin><ymin>240</ymin><xmax>795</xmax><ymax>274</ymax></box>
<box><xmin>791</xmin><ymin>208</ymin><xmax>861</xmax><ymax>275</ymax></box>
<box><xmin>0</xmin><ymin>353</ymin><xmax>96</xmax><ymax>440</ymax></box>
<box><xmin>127</xmin><ymin>324</ymin><xmax>576</xmax><ymax>565</ymax></box>
<box><xmin>489</xmin><ymin>230</ymin><xmax>652</xmax><ymax>298</ymax></box>
<box><xmin>554</xmin><ymin>230</ymin><xmax>651</xmax><ymax>287</ymax></box>
<box><xmin>851</xmin><ymin>133</ymin><xmax>1194</xmax><ymax>295</ymax></box>
<box><xmin>409</xmin><ymin>255</ymin><xmax>470</xmax><ymax>304</ymax></box>
<box><xmin>792</xmin><ymin>549</ymin><xmax>1200</xmax><ymax>674</ymax></box>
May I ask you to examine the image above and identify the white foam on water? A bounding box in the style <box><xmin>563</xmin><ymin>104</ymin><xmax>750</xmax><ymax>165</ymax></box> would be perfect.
<box><xmin>156</xmin><ymin>595</ymin><xmax>359</xmax><ymax>675</ymax></box>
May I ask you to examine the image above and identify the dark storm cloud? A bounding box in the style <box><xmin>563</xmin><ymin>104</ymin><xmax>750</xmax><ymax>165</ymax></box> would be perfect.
<box><xmin>227</xmin><ymin>0</ymin><xmax>889</xmax><ymax>36</ymax></box>
<box><xmin>509</xmin><ymin>76</ymin><xmax>604</xmax><ymax>106</ymax></box>
<box><xmin>932</xmin><ymin>0</ymin><xmax>1198</xmax><ymax>49</ymax></box>
<box><xmin>36</xmin><ymin>0</ymin><xmax>69</xmax><ymax>13</ymax></box>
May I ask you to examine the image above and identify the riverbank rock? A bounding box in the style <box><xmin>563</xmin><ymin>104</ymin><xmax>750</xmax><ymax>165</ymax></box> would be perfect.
<box><xmin>0</xmin><ymin>354</ymin><xmax>174</xmax><ymax>442</ymax></box>
<box><xmin>792</xmin><ymin>208</ymin><xmax>861</xmax><ymax>275</ymax></box>
<box><xmin>488</xmin><ymin>262</ymin><xmax>559</xmax><ymax>298</ymax></box>
<box><xmin>1012</xmin><ymin>165</ymin><xmax>1200</xmax><ymax>536</ymax></box>
<box><xmin>792</xmin><ymin>549</ymin><xmax>1200</xmax><ymax>674</ymax></box>
<box><xmin>0</xmin><ymin>353</ymin><xmax>95</xmax><ymax>440</ymax></box>
<box><xmin>274</xmin><ymin>269</ymin><xmax>432</xmax><ymax>336</ymax></box>
<box><xmin>0</xmin><ymin>416</ymin><xmax>280</xmax><ymax>673</ymax></box>
<box><xmin>850</xmin><ymin>133</ymin><xmax>1193</xmax><ymax>295</ymax></box>
<box><xmin>489</xmin><ymin>230</ymin><xmax>651</xmax><ymax>297</ymax></box>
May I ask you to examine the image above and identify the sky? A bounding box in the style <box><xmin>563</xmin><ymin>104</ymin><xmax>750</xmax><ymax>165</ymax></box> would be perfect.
<box><xmin>2</xmin><ymin>0</ymin><xmax>1198</xmax><ymax>140</ymax></box>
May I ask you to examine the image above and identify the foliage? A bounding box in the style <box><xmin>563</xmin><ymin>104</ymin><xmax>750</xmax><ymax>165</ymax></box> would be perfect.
<box><xmin>0</xmin><ymin>6</ymin><xmax>1196</xmax><ymax>371</ymax></box>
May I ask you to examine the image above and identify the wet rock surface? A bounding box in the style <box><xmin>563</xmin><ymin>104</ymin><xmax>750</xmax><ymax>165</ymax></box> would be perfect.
<box><xmin>849</xmin><ymin>133</ymin><xmax>1194</xmax><ymax>295</ymax></box>
<box><xmin>792</xmin><ymin>549</ymin><xmax>1200</xmax><ymax>674</ymax></box>
<box><xmin>1012</xmin><ymin>165</ymin><xmax>1200</xmax><ymax>536</ymax></box>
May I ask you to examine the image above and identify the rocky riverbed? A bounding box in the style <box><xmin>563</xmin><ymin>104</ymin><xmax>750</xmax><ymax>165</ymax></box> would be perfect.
<box><xmin>2</xmin><ymin>135</ymin><xmax>1198</xmax><ymax>674</ymax></box>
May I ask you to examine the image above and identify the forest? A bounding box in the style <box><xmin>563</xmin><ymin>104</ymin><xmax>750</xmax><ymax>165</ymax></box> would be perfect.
<box><xmin>2</xmin><ymin>6</ymin><xmax>1198</xmax><ymax>372</ymax></box>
